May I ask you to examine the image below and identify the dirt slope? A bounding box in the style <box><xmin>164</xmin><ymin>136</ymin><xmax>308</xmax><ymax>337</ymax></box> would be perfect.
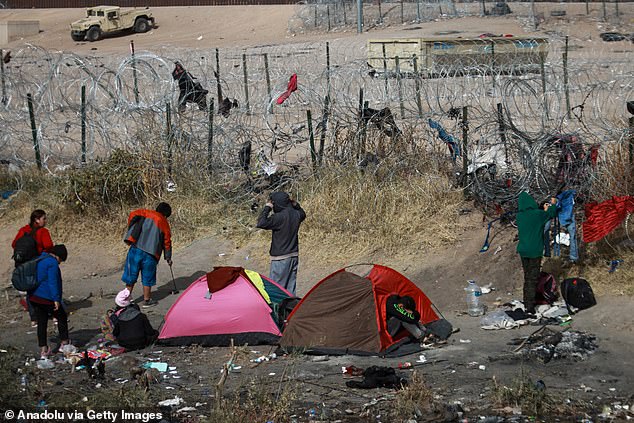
<box><xmin>1</xmin><ymin>211</ymin><xmax>632</xmax><ymax>420</ymax></box>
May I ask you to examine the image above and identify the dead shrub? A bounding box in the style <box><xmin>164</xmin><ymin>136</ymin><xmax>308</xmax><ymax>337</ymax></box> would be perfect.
<box><xmin>390</xmin><ymin>371</ymin><xmax>437</xmax><ymax>420</ymax></box>
<box><xmin>206</xmin><ymin>377</ymin><xmax>297</xmax><ymax>423</ymax></box>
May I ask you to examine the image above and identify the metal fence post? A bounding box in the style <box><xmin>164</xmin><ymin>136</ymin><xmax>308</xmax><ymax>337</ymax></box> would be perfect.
<box><xmin>0</xmin><ymin>48</ymin><xmax>6</xmax><ymax>105</ymax></box>
<box><xmin>27</xmin><ymin>93</ymin><xmax>42</xmax><ymax>170</ymax></box>
<box><xmin>307</xmin><ymin>110</ymin><xmax>316</xmax><ymax>168</ymax></box>
<box><xmin>130</xmin><ymin>41</ymin><xmax>139</xmax><ymax>105</ymax></box>
<box><xmin>242</xmin><ymin>52</ymin><xmax>250</xmax><ymax>114</ymax></box>
<box><xmin>208</xmin><ymin>100</ymin><xmax>214</xmax><ymax>175</ymax></box>
<box><xmin>263</xmin><ymin>53</ymin><xmax>272</xmax><ymax>105</ymax></box>
<box><xmin>461</xmin><ymin>106</ymin><xmax>468</xmax><ymax>192</ymax></box>
<box><xmin>563</xmin><ymin>36</ymin><xmax>570</xmax><ymax>117</ymax></box>
<box><xmin>395</xmin><ymin>56</ymin><xmax>404</xmax><ymax>118</ymax></box>
<box><xmin>81</xmin><ymin>85</ymin><xmax>86</xmax><ymax>164</ymax></box>
<box><xmin>413</xmin><ymin>55</ymin><xmax>423</xmax><ymax>118</ymax></box>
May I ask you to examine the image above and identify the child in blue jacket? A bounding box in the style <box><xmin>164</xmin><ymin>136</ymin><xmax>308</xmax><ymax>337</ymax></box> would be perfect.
<box><xmin>28</xmin><ymin>244</ymin><xmax>70</xmax><ymax>359</ymax></box>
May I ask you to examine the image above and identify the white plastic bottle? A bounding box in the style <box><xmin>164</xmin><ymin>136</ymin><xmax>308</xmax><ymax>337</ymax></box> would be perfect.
<box><xmin>465</xmin><ymin>280</ymin><xmax>484</xmax><ymax>316</ymax></box>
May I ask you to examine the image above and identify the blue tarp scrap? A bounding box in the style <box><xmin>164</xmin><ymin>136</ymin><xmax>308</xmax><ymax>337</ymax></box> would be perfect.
<box><xmin>428</xmin><ymin>119</ymin><xmax>461</xmax><ymax>161</ymax></box>
<box><xmin>1</xmin><ymin>190</ymin><xmax>16</xmax><ymax>200</ymax></box>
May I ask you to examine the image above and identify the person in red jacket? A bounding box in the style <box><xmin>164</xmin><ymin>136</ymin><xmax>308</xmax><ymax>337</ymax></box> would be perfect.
<box><xmin>12</xmin><ymin>209</ymin><xmax>54</xmax><ymax>256</ymax></box>
<box><xmin>121</xmin><ymin>202</ymin><xmax>173</xmax><ymax>307</ymax></box>
<box><xmin>12</xmin><ymin>209</ymin><xmax>54</xmax><ymax>327</ymax></box>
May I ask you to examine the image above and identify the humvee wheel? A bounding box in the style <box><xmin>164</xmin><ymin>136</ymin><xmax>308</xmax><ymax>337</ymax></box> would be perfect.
<box><xmin>86</xmin><ymin>26</ymin><xmax>101</xmax><ymax>42</ymax></box>
<box><xmin>134</xmin><ymin>17</ymin><xmax>150</xmax><ymax>33</ymax></box>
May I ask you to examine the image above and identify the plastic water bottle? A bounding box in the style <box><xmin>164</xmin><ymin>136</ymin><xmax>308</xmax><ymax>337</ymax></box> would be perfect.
<box><xmin>465</xmin><ymin>280</ymin><xmax>484</xmax><ymax>316</ymax></box>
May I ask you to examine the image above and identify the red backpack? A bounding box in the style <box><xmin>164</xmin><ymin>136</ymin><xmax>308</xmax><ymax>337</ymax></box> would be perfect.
<box><xmin>536</xmin><ymin>272</ymin><xmax>559</xmax><ymax>305</ymax></box>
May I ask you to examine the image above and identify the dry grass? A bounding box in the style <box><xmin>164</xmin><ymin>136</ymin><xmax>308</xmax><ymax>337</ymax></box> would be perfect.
<box><xmin>390</xmin><ymin>371</ymin><xmax>438</xmax><ymax>420</ymax></box>
<box><xmin>491</xmin><ymin>370</ymin><xmax>594</xmax><ymax>418</ymax></box>
<box><xmin>205</xmin><ymin>376</ymin><xmax>298</xmax><ymax>423</ymax></box>
<box><xmin>298</xmin><ymin>163</ymin><xmax>468</xmax><ymax>265</ymax></box>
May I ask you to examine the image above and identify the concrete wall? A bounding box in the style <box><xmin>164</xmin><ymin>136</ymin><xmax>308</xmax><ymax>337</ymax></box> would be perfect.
<box><xmin>0</xmin><ymin>20</ymin><xmax>40</xmax><ymax>45</ymax></box>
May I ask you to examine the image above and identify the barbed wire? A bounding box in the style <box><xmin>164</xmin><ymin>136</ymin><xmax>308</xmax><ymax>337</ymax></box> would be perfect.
<box><xmin>0</xmin><ymin>34</ymin><xmax>632</xmax><ymax>209</ymax></box>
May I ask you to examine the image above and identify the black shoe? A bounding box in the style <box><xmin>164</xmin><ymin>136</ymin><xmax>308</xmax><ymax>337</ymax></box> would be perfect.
<box><xmin>142</xmin><ymin>299</ymin><xmax>158</xmax><ymax>307</ymax></box>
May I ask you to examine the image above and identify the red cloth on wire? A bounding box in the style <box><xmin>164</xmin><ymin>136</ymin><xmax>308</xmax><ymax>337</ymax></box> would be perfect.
<box><xmin>583</xmin><ymin>196</ymin><xmax>634</xmax><ymax>242</ymax></box>
<box><xmin>276</xmin><ymin>73</ymin><xmax>298</xmax><ymax>105</ymax></box>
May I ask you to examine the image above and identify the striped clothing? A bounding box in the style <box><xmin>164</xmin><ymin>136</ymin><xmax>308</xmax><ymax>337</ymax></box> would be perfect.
<box><xmin>124</xmin><ymin>209</ymin><xmax>172</xmax><ymax>261</ymax></box>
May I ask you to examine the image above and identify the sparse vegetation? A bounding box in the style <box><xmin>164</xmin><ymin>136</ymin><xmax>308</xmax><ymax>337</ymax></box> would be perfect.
<box><xmin>390</xmin><ymin>371</ymin><xmax>439</xmax><ymax>420</ymax></box>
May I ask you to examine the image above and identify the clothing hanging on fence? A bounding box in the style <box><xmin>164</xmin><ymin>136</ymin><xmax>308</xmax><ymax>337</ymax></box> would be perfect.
<box><xmin>428</xmin><ymin>119</ymin><xmax>460</xmax><ymax>161</ymax></box>
<box><xmin>583</xmin><ymin>196</ymin><xmax>634</xmax><ymax>242</ymax></box>
<box><xmin>276</xmin><ymin>74</ymin><xmax>298</xmax><ymax>105</ymax></box>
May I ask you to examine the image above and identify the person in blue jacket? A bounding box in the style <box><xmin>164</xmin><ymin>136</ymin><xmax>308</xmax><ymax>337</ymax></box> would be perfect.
<box><xmin>543</xmin><ymin>189</ymin><xmax>578</xmax><ymax>264</ymax></box>
<box><xmin>28</xmin><ymin>244</ymin><xmax>70</xmax><ymax>359</ymax></box>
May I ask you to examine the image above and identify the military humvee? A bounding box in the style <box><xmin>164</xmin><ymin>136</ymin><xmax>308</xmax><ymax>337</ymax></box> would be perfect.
<box><xmin>70</xmin><ymin>6</ymin><xmax>155</xmax><ymax>42</ymax></box>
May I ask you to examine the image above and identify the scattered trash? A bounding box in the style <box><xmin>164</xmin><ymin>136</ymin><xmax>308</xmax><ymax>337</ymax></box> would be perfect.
<box><xmin>36</xmin><ymin>358</ymin><xmax>55</xmax><ymax>370</ymax></box>
<box><xmin>459</xmin><ymin>339</ymin><xmax>471</xmax><ymax>343</ymax></box>
<box><xmin>158</xmin><ymin>396</ymin><xmax>183</xmax><ymax>407</ymax></box>
<box><xmin>416</xmin><ymin>355</ymin><xmax>427</xmax><ymax>363</ymax></box>
<box><xmin>143</xmin><ymin>362</ymin><xmax>168</xmax><ymax>372</ymax></box>
<box><xmin>311</xmin><ymin>355</ymin><xmax>329</xmax><ymax>362</ymax></box>
<box><xmin>269</xmin><ymin>372</ymin><xmax>276</xmax><ymax>376</ymax></box>
<box><xmin>493</xmin><ymin>246</ymin><xmax>502</xmax><ymax>255</ymax></box>
<box><xmin>478</xmin><ymin>365</ymin><xmax>486</xmax><ymax>371</ymax></box>
<box><xmin>342</xmin><ymin>366</ymin><xmax>364</xmax><ymax>376</ymax></box>
<box><xmin>60</xmin><ymin>344</ymin><xmax>77</xmax><ymax>355</ymax></box>
<box><xmin>176</xmin><ymin>407</ymin><xmax>197</xmax><ymax>413</ymax></box>
<box><xmin>398</xmin><ymin>362</ymin><xmax>412</xmax><ymax>369</ymax></box>
<box><xmin>250</xmin><ymin>352</ymin><xmax>277</xmax><ymax>363</ymax></box>
<box><xmin>608</xmin><ymin>259</ymin><xmax>623</xmax><ymax>273</ymax></box>
<box><xmin>218</xmin><ymin>253</ymin><xmax>226</xmax><ymax>257</ymax></box>
<box><xmin>480</xmin><ymin>283</ymin><xmax>495</xmax><ymax>295</ymax></box>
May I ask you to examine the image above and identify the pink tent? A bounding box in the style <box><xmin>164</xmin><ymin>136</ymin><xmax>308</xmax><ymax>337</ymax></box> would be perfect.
<box><xmin>158</xmin><ymin>268</ymin><xmax>294</xmax><ymax>346</ymax></box>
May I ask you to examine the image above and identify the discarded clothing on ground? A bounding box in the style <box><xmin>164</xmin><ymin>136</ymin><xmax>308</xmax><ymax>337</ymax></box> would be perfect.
<box><xmin>345</xmin><ymin>366</ymin><xmax>407</xmax><ymax>389</ymax></box>
<box><xmin>481</xmin><ymin>301</ymin><xmax>571</xmax><ymax>330</ymax></box>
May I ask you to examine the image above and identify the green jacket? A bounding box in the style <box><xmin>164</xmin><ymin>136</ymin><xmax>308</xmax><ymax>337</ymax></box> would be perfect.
<box><xmin>516</xmin><ymin>192</ymin><xmax>558</xmax><ymax>258</ymax></box>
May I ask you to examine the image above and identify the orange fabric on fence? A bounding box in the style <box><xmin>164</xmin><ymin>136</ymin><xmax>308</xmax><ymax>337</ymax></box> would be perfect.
<box><xmin>583</xmin><ymin>196</ymin><xmax>634</xmax><ymax>243</ymax></box>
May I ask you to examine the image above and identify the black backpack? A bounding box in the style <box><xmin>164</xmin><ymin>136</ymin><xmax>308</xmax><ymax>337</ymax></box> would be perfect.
<box><xmin>12</xmin><ymin>256</ymin><xmax>45</xmax><ymax>292</ymax></box>
<box><xmin>536</xmin><ymin>272</ymin><xmax>559</xmax><ymax>305</ymax></box>
<box><xmin>561</xmin><ymin>278</ymin><xmax>597</xmax><ymax>314</ymax></box>
<box><xmin>12</xmin><ymin>228</ymin><xmax>39</xmax><ymax>266</ymax></box>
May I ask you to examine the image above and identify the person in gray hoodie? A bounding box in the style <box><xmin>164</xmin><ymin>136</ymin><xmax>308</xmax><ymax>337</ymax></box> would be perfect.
<box><xmin>256</xmin><ymin>192</ymin><xmax>306</xmax><ymax>295</ymax></box>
